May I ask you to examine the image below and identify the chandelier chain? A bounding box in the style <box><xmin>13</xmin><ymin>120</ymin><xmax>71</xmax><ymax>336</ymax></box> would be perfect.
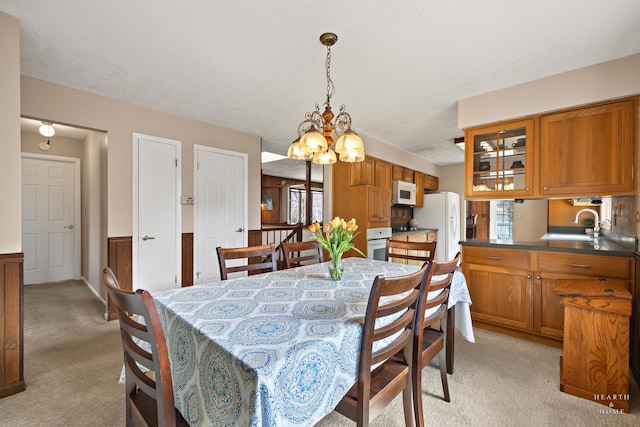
<box><xmin>325</xmin><ymin>44</ymin><xmax>335</xmax><ymax>106</ymax></box>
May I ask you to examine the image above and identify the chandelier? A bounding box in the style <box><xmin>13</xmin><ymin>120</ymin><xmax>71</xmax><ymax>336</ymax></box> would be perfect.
<box><xmin>287</xmin><ymin>33</ymin><xmax>365</xmax><ymax>165</ymax></box>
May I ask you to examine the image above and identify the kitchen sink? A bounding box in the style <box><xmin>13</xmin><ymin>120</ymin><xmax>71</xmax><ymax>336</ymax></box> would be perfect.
<box><xmin>540</xmin><ymin>233</ymin><xmax>593</xmax><ymax>241</ymax></box>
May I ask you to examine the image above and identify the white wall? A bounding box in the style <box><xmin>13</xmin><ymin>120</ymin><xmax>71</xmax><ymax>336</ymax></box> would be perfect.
<box><xmin>458</xmin><ymin>53</ymin><xmax>640</xmax><ymax>129</ymax></box>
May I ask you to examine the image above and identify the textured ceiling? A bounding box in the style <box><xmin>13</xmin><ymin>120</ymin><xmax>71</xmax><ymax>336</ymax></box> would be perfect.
<box><xmin>3</xmin><ymin>1</ymin><xmax>640</xmax><ymax>167</ymax></box>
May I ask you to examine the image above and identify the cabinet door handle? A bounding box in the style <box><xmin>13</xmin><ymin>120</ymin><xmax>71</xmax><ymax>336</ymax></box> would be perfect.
<box><xmin>486</xmin><ymin>256</ymin><xmax>503</xmax><ymax>260</ymax></box>
<box><xmin>569</xmin><ymin>263</ymin><xmax>592</xmax><ymax>269</ymax></box>
<box><xmin>526</xmin><ymin>274</ymin><xmax>532</xmax><ymax>279</ymax></box>
<box><xmin>536</xmin><ymin>275</ymin><xmax>541</xmax><ymax>280</ymax></box>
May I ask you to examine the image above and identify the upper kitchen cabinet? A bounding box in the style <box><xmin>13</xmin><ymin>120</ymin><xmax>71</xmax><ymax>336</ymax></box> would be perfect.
<box><xmin>374</xmin><ymin>159</ymin><xmax>392</xmax><ymax>190</ymax></box>
<box><xmin>414</xmin><ymin>172</ymin><xmax>425</xmax><ymax>207</ymax></box>
<box><xmin>392</xmin><ymin>165</ymin><xmax>414</xmax><ymax>182</ymax></box>
<box><xmin>349</xmin><ymin>156</ymin><xmax>375</xmax><ymax>186</ymax></box>
<box><xmin>465</xmin><ymin>118</ymin><xmax>535</xmax><ymax>199</ymax></box>
<box><xmin>539</xmin><ymin>98</ymin><xmax>637</xmax><ymax>197</ymax></box>
<box><xmin>423</xmin><ymin>174</ymin><xmax>439</xmax><ymax>191</ymax></box>
<box><xmin>464</xmin><ymin>96</ymin><xmax>638</xmax><ymax>200</ymax></box>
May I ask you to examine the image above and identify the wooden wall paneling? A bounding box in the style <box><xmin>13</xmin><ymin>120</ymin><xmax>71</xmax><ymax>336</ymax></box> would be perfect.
<box><xmin>0</xmin><ymin>253</ymin><xmax>25</xmax><ymax>398</ymax></box>
<box><xmin>106</xmin><ymin>237</ymin><xmax>132</xmax><ymax>320</ymax></box>
<box><xmin>182</xmin><ymin>233</ymin><xmax>193</xmax><ymax>287</ymax></box>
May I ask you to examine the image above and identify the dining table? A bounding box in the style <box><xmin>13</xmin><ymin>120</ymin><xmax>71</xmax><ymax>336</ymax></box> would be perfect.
<box><xmin>151</xmin><ymin>257</ymin><xmax>474</xmax><ymax>426</ymax></box>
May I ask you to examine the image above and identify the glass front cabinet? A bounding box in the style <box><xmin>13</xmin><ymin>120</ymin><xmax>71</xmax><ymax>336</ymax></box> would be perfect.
<box><xmin>465</xmin><ymin>119</ymin><xmax>534</xmax><ymax>199</ymax></box>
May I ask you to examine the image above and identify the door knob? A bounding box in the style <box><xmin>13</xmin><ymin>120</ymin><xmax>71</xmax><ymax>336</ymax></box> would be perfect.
<box><xmin>141</xmin><ymin>235</ymin><xmax>156</xmax><ymax>241</ymax></box>
<box><xmin>235</xmin><ymin>228</ymin><xmax>244</xmax><ymax>232</ymax></box>
<box><xmin>64</xmin><ymin>224</ymin><xmax>74</xmax><ymax>229</ymax></box>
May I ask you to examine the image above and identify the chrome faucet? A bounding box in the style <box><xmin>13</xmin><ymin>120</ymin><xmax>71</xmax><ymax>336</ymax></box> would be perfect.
<box><xmin>573</xmin><ymin>208</ymin><xmax>600</xmax><ymax>238</ymax></box>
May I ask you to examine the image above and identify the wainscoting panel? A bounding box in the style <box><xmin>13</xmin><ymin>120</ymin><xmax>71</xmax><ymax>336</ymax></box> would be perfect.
<box><xmin>106</xmin><ymin>234</ymin><xmax>195</xmax><ymax>320</ymax></box>
<box><xmin>0</xmin><ymin>252</ymin><xmax>25</xmax><ymax>398</ymax></box>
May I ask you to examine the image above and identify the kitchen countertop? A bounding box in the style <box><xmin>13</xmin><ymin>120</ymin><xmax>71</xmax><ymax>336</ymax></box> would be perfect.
<box><xmin>391</xmin><ymin>227</ymin><xmax>438</xmax><ymax>237</ymax></box>
<box><xmin>460</xmin><ymin>236</ymin><xmax>636</xmax><ymax>257</ymax></box>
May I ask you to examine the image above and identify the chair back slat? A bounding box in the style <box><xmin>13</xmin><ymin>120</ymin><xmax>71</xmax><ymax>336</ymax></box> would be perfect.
<box><xmin>360</xmin><ymin>263</ymin><xmax>433</xmax><ymax>380</ymax></box>
<box><xmin>216</xmin><ymin>244</ymin><xmax>277</xmax><ymax>280</ymax></box>
<box><xmin>385</xmin><ymin>239</ymin><xmax>437</xmax><ymax>263</ymax></box>
<box><xmin>103</xmin><ymin>267</ymin><xmax>186</xmax><ymax>426</ymax></box>
<box><xmin>281</xmin><ymin>240</ymin><xmax>324</xmax><ymax>268</ymax></box>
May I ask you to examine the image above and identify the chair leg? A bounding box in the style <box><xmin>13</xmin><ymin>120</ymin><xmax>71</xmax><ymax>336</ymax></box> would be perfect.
<box><xmin>402</xmin><ymin>379</ymin><xmax>414</xmax><ymax>427</ymax></box>
<box><xmin>438</xmin><ymin>350</ymin><xmax>450</xmax><ymax>402</ymax></box>
<box><xmin>412</xmin><ymin>358</ymin><xmax>424</xmax><ymax>427</ymax></box>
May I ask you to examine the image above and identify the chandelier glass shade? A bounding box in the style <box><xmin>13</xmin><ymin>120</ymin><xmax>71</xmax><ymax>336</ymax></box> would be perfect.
<box><xmin>39</xmin><ymin>121</ymin><xmax>55</xmax><ymax>137</ymax></box>
<box><xmin>288</xmin><ymin>33</ymin><xmax>365</xmax><ymax>165</ymax></box>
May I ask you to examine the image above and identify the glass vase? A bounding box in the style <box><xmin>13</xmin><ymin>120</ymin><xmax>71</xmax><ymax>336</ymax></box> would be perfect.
<box><xmin>328</xmin><ymin>256</ymin><xmax>344</xmax><ymax>280</ymax></box>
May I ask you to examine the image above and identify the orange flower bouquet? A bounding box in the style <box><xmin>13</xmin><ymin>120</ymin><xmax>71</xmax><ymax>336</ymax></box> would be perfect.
<box><xmin>309</xmin><ymin>216</ymin><xmax>364</xmax><ymax>279</ymax></box>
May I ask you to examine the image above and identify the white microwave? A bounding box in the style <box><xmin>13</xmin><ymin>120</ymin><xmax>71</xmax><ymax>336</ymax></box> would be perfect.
<box><xmin>392</xmin><ymin>180</ymin><xmax>416</xmax><ymax>205</ymax></box>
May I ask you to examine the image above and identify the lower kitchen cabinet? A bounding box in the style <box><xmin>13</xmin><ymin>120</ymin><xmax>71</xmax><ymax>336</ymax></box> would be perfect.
<box><xmin>462</xmin><ymin>245</ymin><xmax>634</xmax><ymax>346</ymax></box>
<box><xmin>390</xmin><ymin>231</ymin><xmax>437</xmax><ymax>265</ymax></box>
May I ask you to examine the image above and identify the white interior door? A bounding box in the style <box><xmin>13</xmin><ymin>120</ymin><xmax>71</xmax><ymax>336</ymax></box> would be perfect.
<box><xmin>21</xmin><ymin>155</ymin><xmax>80</xmax><ymax>284</ymax></box>
<box><xmin>194</xmin><ymin>146</ymin><xmax>247</xmax><ymax>283</ymax></box>
<box><xmin>133</xmin><ymin>133</ymin><xmax>181</xmax><ymax>292</ymax></box>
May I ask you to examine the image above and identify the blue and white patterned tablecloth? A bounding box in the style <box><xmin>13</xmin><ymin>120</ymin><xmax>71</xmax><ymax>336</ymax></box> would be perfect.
<box><xmin>151</xmin><ymin>258</ymin><xmax>472</xmax><ymax>426</ymax></box>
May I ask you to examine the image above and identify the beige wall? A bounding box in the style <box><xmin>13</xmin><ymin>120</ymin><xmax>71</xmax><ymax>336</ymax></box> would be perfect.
<box><xmin>81</xmin><ymin>131</ymin><xmax>108</xmax><ymax>299</ymax></box>
<box><xmin>0</xmin><ymin>12</ymin><xmax>21</xmax><ymax>254</ymax></box>
<box><xmin>513</xmin><ymin>200</ymin><xmax>547</xmax><ymax>241</ymax></box>
<box><xmin>20</xmin><ymin>76</ymin><xmax>263</xmax><ymax>237</ymax></box>
<box><xmin>458</xmin><ymin>53</ymin><xmax>640</xmax><ymax>129</ymax></box>
<box><xmin>21</xmin><ymin>132</ymin><xmax>84</xmax><ymax>158</ymax></box>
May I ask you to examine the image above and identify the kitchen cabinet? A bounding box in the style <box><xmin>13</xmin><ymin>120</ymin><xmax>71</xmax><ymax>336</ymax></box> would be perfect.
<box><xmin>633</xmin><ymin>254</ymin><xmax>640</xmax><ymax>384</ymax></box>
<box><xmin>463</xmin><ymin>247</ymin><xmax>534</xmax><ymax>332</ymax></box>
<box><xmin>423</xmin><ymin>174</ymin><xmax>439</xmax><ymax>191</ymax></box>
<box><xmin>414</xmin><ymin>172</ymin><xmax>424</xmax><ymax>207</ymax></box>
<box><xmin>390</xmin><ymin>231</ymin><xmax>438</xmax><ymax>265</ymax></box>
<box><xmin>374</xmin><ymin>160</ymin><xmax>392</xmax><ymax>190</ymax></box>
<box><xmin>464</xmin><ymin>97</ymin><xmax>638</xmax><ymax>200</ymax></box>
<box><xmin>465</xmin><ymin>118</ymin><xmax>534</xmax><ymax>199</ymax></box>
<box><xmin>367</xmin><ymin>186</ymin><xmax>391</xmax><ymax>226</ymax></box>
<box><xmin>556</xmin><ymin>278</ymin><xmax>631</xmax><ymax>412</ymax></box>
<box><xmin>539</xmin><ymin>98</ymin><xmax>636</xmax><ymax>197</ymax></box>
<box><xmin>462</xmin><ymin>245</ymin><xmax>634</xmax><ymax>346</ymax></box>
<box><xmin>349</xmin><ymin>156</ymin><xmax>375</xmax><ymax>186</ymax></box>
<box><xmin>392</xmin><ymin>165</ymin><xmax>414</xmax><ymax>183</ymax></box>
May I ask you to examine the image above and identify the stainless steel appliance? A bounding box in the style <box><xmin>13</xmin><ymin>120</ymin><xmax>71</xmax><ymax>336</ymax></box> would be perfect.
<box><xmin>366</xmin><ymin>227</ymin><xmax>392</xmax><ymax>260</ymax></box>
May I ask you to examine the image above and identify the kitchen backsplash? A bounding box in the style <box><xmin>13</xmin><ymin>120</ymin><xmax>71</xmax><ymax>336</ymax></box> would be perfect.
<box><xmin>391</xmin><ymin>205</ymin><xmax>412</xmax><ymax>228</ymax></box>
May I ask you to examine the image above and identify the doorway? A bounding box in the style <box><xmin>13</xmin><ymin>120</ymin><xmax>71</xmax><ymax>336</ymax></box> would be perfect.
<box><xmin>20</xmin><ymin>117</ymin><xmax>107</xmax><ymax>292</ymax></box>
<box><xmin>466</xmin><ymin>201</ymin><xmax>489</xmax><ymax>239</ymax></box>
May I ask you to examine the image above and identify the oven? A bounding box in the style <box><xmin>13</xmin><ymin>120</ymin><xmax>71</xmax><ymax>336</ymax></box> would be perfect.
<box><xmin>366</xmin><ymin>227</ymin><xmax>392</xmax><ymax>261</ymax></box>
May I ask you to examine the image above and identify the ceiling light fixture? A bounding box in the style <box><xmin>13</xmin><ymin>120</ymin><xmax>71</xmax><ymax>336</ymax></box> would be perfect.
<box><xmin>38</xmin><ymin>138</ymin><xmax>51</xmax><ymax>151</ymax></box>
<box><xmin>39</xmin><ymin>121</ymin><xmax>55</xmax><ymax>137</ymax></box>
<box><xmin>454</xmin><ymin>137</ymin><xmax>465</xmax><ymax>151</ymax></box>
<box><xmin>287</xmin><ymin>33</ymin><xmax>365</xmax><ymax>165</ymax></box>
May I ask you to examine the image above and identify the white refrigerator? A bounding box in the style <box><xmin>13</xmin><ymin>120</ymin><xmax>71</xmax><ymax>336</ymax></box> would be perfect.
<box><xmin>413</xmin><ymin>192</ymin><xmax>461</xmax><ymax>262</ymax></box>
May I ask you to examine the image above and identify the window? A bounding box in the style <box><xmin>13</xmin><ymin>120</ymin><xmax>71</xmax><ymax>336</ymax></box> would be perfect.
<box><xmin>494</xmin><ymin>199</ymin><xmax>514</xmax><ymax>240</ymax></box>
<box><xmin>289</xmin><ymin>187</ymin><xmax>323</xmax><ymax>224</ymax></box>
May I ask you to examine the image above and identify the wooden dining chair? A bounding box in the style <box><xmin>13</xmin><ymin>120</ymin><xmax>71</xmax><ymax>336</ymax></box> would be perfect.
<box><xmin>384</xmin><ymin>239</ymin><xmax>437</xmax><ymax>264</ymax></box>
<box><xmin>281</xmin><ymin>240</ymin><xmax>324</xmax><ymax>268</ymax></box>
<box><xmin>216</xmin><ymin>243</ymin><xmax>277</xmax><ymax>280</ymax></box>
<box><xmin>102</xmin><ymin>267</ymin><xmax>188</xmax><ymax>427</ymax></box>
<box><xmin>410</xmin><ymin>252</ymin><xmax>461</xmax><ymax>427</ymax></box>
<box><xmin>335</xmin><ymin>263</ymin><xmax>433</xmax><ymax>427</ymax></box>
